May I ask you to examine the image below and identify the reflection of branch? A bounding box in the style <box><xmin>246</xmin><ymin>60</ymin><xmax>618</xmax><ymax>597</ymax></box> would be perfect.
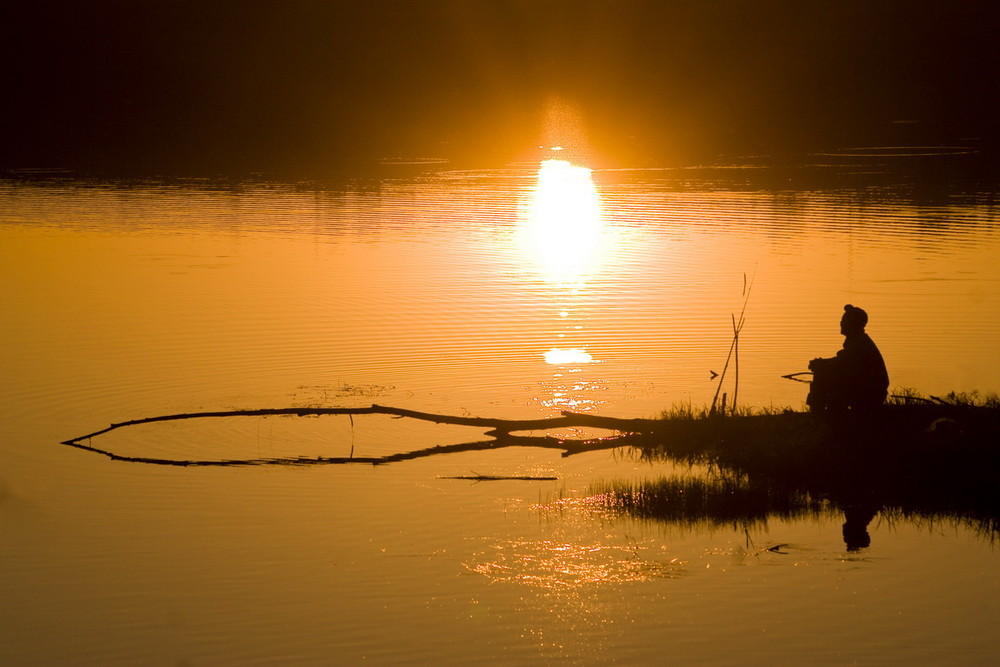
<box><xmin>59</xmin><ymin>405</ymin><xmax>643</xmax><ymax>467</ymax></box>
<box><xmin>60</xmin><ymin>437</ymin><xmax>384</xmax><ymax>467</ymax></box>
<box><xmin>61</xmin><ymin>436</ymin><xmax>631</xmax><ymax>468</ymax></box>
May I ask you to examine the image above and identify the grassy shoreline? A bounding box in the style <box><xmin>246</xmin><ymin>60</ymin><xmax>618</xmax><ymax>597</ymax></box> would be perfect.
<box><xmin>594</xmin><ymin>391</ymin><xmax>1000</xmax><ymax>541</ymax></box>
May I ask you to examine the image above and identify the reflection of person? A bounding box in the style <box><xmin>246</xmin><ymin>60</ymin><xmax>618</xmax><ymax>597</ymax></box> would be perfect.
<box><xmin>842</xmin><ymin>505</ymin><xmax>879</xmax><ymax>551</ymax></box>
<box><xmin>807</xmin><ymin>305</ymin><xmax>889</xmax><ymax>413</ymax></box>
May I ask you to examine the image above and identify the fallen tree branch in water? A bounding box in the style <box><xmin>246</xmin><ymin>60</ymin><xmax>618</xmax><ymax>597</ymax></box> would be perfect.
<box><xmin>61</xmin><ymin>403</ymin><xmax>661</xmax><ymax>447</ymax></box>
<box><xmin>58</xmin><ymin>404</ymin><xmax>646</xmax><ymax>467</ymax></box>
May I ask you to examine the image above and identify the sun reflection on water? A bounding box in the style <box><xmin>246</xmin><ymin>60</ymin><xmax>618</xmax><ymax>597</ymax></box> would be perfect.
<box><xmin>520</xmin><ymin>159</ymin><xmax>605</xmax><ymax>283</ymax></box>
<box><xmin>519</xmin><ymin>158</ymin><xmax>612</xmax><ymax>414</ymax></box>
<box><xmin>543</xmin><ymin>348</ymin><xmax>593</xmax><ymax>365</ymax></box>
<box><xmin>465</xmin><ymin>495</ymin><xmax>686</xmax><ymax>590</ymax></box>
<box><xmin>466</xmin><ymin>538</ymin><xmax>684</xmax><ymax>589</ymax></box>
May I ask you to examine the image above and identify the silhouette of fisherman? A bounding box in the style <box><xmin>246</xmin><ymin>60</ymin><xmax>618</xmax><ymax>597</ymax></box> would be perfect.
<box><xmin>807</xmin><ymin>305</ymin><xmax>889</xmax><ymax>413</ymax></box>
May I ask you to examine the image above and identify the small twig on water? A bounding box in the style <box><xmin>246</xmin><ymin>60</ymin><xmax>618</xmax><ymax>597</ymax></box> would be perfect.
<box><xmin>349</xmin><ymin>413</ymin><xmax>355</xmax><ymax>458</ymax></box>
<box><xmin>438</xmin><ymin>473</ymin><xmax>559</xmax><ymax>481</ymax></box>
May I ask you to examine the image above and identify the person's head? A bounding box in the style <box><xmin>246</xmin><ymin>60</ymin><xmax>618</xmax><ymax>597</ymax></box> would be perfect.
<box><xmin>840</xmin><ymin>304</ymin><xmax>868</xmax><ymax>335</ymax></box>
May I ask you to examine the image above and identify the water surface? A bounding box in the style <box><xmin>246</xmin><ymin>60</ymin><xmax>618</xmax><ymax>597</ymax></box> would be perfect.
<box><xmin>2</xmin><ymin>162</ymin><xmax>999</xmax><ymax>665</ymax></box>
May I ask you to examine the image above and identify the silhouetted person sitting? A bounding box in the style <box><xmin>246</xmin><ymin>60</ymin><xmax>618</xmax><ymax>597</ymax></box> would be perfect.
<box><xmin>807</xmin><ymin>305</ymin><xmax>889</xmax><ymax>414</ymax></box>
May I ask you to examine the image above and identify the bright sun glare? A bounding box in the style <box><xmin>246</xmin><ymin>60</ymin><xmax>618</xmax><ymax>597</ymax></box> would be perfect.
<box><xmin>522</xmin><ymin>159</ymin><xmax>604</xmax><ymax>282</ymax></box>
<box><xmin>543</xmin><ymin>348</ymin><xmax>594</xmax><ymax>365</ymax></box>
<box><xmin>520</xmin><ymin>158</ymin><xmax>606</xmax><ymax>368</ymax></box>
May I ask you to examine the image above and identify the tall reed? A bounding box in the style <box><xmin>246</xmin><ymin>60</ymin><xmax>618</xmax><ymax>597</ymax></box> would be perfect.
<box><xmin>710</xmin><ymin>271</ymin><xmax>754</xmax><ymax>416</ymax></box>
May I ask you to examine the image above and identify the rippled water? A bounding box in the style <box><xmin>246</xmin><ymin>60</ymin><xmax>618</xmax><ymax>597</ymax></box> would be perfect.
<box><xmin>2</xmin><ymin>163</ymin><xmax>999</xmax><ymax>665</ymax></box>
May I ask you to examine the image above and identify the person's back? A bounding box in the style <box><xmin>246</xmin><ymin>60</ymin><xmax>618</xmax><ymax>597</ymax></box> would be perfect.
<box><xmin>807</xmin><ymin>305</ymin><xmax>888</xmax><ymax>413</ymax></box>
<box><xmin>838</xmin><ymin>329</ymin><xmax>889</xmax><ymax>409</ymax></box>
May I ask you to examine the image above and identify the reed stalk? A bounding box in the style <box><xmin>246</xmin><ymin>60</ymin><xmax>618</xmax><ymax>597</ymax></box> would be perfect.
<box><xmin>710</xmin><ymin>271</ymin><xmax>754</xmax><ymax>416</ymax></box>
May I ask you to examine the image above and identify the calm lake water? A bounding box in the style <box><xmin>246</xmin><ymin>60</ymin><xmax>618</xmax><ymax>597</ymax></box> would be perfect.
<box><xmin>2</xmin><ymin>159</ymin><xmax>1000</xmax><ymax>665</ymax></box>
